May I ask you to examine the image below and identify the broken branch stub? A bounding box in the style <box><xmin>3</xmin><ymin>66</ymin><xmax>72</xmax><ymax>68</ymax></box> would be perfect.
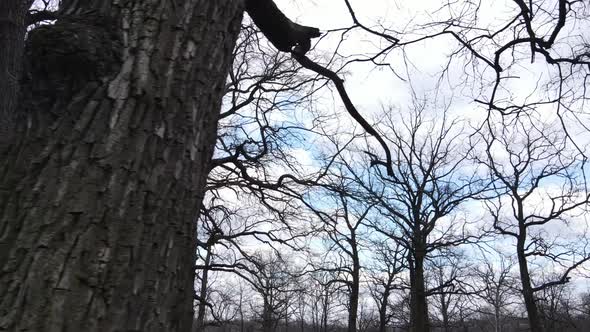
<box><xmin>244</xmin><ymin>0</ymin><xmax>320</xmax><ymax>54</ymax></box>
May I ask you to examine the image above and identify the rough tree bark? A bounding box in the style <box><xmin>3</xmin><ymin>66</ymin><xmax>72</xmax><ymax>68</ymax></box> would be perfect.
<box><xmin>0</xmin><ymin>1</ymin><xmax>243</xmax><ymax>331</ymax></box>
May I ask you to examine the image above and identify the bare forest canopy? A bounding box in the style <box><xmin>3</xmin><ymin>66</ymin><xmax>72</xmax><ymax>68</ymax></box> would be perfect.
<box><xmin>1</xmin><ymin>1</ymin><xmax>590</xmax><ymax>332</ymax></box>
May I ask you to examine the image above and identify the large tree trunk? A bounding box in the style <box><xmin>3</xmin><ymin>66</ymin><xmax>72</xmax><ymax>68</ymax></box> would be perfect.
<box><xmin>0</xmin><ymin>1</ymin><xmax>243</xmax><ymax>331</ymax></box>
<box><xmin>409</xmin><ymin>249</ymin><xmax>430</xmax><ymax>332</ymax></box>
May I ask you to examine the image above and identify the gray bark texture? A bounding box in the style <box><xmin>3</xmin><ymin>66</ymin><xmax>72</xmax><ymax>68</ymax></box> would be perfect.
<box><xmin>0</xmin><ymin>0</ymin><xmax>243</xmax><ymax>331</ymax></box>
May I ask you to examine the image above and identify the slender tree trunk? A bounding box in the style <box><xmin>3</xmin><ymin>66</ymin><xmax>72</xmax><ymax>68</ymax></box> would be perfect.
<box><xmin>409</xmin><ymin>250</ymin><xmax>430</xmax><ymax>332</ymax></box>
<box><xmin>322</xmin><ymin>292</ymin><xmax>329</xmax><ymax>332</ymax></box>
<box><xmin>300</xmin><ymin>314</ymin><xmax>305</xmax><ymax>332</ymax></box>
<box><xmin>299</xmin><ymin>298</ymin><xmax>306</xmax><ymax>332</ymax></box>
<box><xmin>0</xmin><ymin>1</ymin><xmax>243</xmax><ymax>331</ymax></box>
<box><xmin>285</xmin><ymin>300</ymin><xmax>290</xmax><ymax>332</ymax></box>
<box><xmin>349</xmin><ymin>240</ymin><xmax>360</xmax><ymax>332</ymax></box>
<box><xmin>239</xmin><ymin>289</ymin><xmax>245</xmax><ymax>332</ymax></box>
<box><xmin>240</xmin><ymin>309</ymin><xmax>245</xmax><ymax>332</ymax></box>
<box><xmin>494</xmin><ymin>302</ymin><xmax>501</xmax><ymax>332</ymax></box>
<box><xmin>196</xmin><ymin>244</ymin><xmax>213</xmax><ymax>331</ymax></box>
<box><xmin>440</xmin><ymin>293</ymin><xmax>450</xmax><ymax>332</ymax></box>
<box><xmin>378</xmin><ymin>288</ymin><xmax>390</xmax><ymax>332</ymax></box>
<box><xmin>438</xmin><ymin>267</ymin><xmax>450</xmax><ymax>332</ymax></box>
<box><xmin>517</xmin><ymin>233</ymin><xmax>544</xmax><ymax>332</ymax></box>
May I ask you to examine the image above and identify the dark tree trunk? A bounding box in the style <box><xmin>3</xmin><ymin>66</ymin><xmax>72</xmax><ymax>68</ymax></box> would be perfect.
<box><xmin>440</xmin><ymin>292</ymin><xmax>450</xmax><ymax>332</ymax></box>
<box><xmin>262</xmin><ymin>297</ymin><xmax>274</xmax><ymax>332</ymax></box>
<box><xmin>300</xmin><ymin>314</ymin><xmax>306</xmax><ymax>332</ymax></box>
<box><xmin>348</xmin><ymin>237</ymin><xmax>360</xmax><ymax>332</ymax></box>
<box><xmin>377</xmin><ymin>268</ymin><xmax>396</xmax><ymax>332</ymax></box>
<box><xmin>285</xmin><ymin>302</ymin><xmax>290</xmax><ymax>332</ymax></box>
<box><xmin>378</xmin><ymin>288</ymin><xmax>391</xmax><ymax>332</ymax></box>
<box><xmin>409</xmin><ymin>249</ymin><xmax>430</xmax><ymax>332</ymax></box>
<box><xmin>322</xmin><ymin>293</ymin><xmax>329</xmax><ymax>332</ymax></box>
<box><xmin>0</xmin><ymin>1</ymin><xmax>243</xmax><ymax>331</ymax></box>
<box><xmin>517</xmin><ymin>229</ymin><xmax>545</xmax><ymax>332</ymax></box>
<box><xmin>195</xmin><ymin>244</ymin><xmax>213</xmax><ymax>331</ymax></box>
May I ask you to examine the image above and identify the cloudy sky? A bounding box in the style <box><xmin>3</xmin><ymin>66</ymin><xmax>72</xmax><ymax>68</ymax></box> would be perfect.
<box><xmin>252</xmin><ymin>0</ymin><xmax>590</xmax><ymax>288</ymax></box>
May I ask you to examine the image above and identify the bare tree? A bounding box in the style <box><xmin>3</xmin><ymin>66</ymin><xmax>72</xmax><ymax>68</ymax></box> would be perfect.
<box><xmin>342</xmin><ymin>105</ymin><xmax>486</xmax><ymax>332</ymax></box>
<box><xmin>475</xmin><ymin>113</ymin><xmax>590</xmax><ymax>332</ymax></box>
<box><xmin>388</xmin><ymin>292</ymin><xmax>412</xmax><ymax>331</ymax></box>
<box><xmin>309</xmin><ymin>269</ymin><xmax>342</xmax><ymax>332</ymax></box>
<box><xmin>293</xmin><ymin>278</ymin><xmax>310</xmax><ymax>332</ymax></box>
<box><xmin>368</xmin><ymin>241</ymin><xmax>406</xmax><ymax>332</ymax></box>
<box><xmin>245</xmin><ymin>251</ymin><xmax>300</xmax><ymax>332</ymax></box>
<box><xmin>357</xmin><ymin>298</ymin><xmax>378</xmax><ymax>332</ymax></box>
<box><xmin>303</xmin><ymin>177</ymin><xmax>375</xmax><ymax>332</ymax></box>
<box><xmin>427</xmin><ymin>251</ymin><xmax>474</xmax><ymax>332</ymax></box>
<box><xmin>207</xmin><ymin>281</ymin><xmax>241</xmax><ymax>327</ymax></box>
<box><xmin>536</xmin><ymin>275</ymin><xmax>577</xmax><ymax>332</ymax></box>
<box><xmin>473</xmin><ymin>249</ymin><xmax>520</xmax><ymax>332</ymax></box>
<box><xmin>194</xmin><ymin>18</ymin><xmax>323</xmax><ymax>330</ymax></box>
